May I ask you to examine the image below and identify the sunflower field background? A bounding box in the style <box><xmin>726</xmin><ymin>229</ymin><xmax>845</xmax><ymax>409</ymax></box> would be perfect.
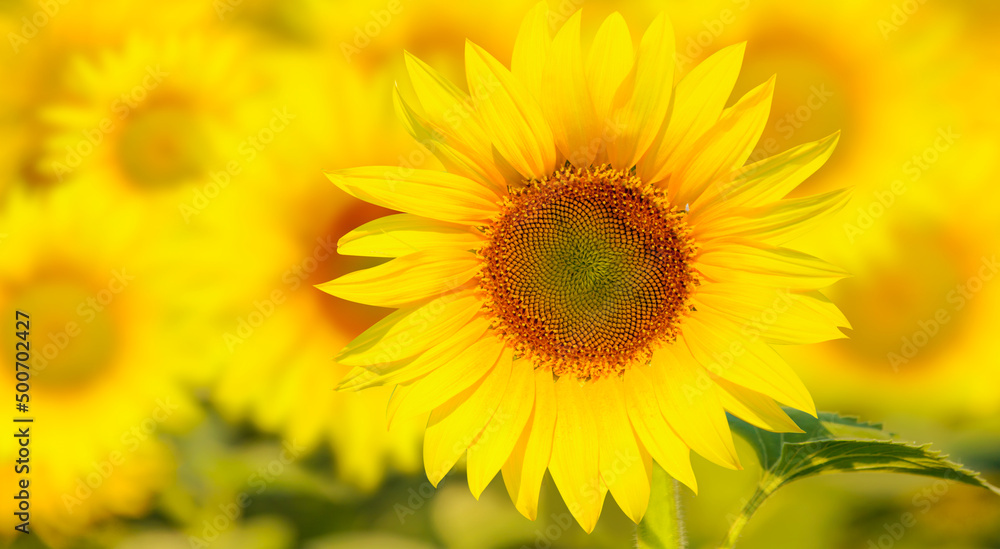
<box><xmin>1</xmin><ymin>0</ymin><xmax>999</xmax><ymax>548</ymax></box>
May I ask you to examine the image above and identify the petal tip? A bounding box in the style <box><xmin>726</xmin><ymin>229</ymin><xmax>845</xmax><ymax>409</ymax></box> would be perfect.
<box><xmin>313</xmin><ymin>281</ymin><xmax>338</xmax><ymax>295</ymax></box>
<box><xmin>605</xmin><ymin>11</ymin><xmax>626</xmax><ymax>23</ymax></box>
<box><xmin>515</xmin><ymin>500</ymin><xmax>539</xmax><ymax>522</ymax></box>
<box><xmin>579</xmin><ymin>518</ymin><xmax>598</xmax><ymax>534</ymax></box>
<box><xmin>324</xmin><ymin>171</ymin><xmax>350</xmax><ymax>190</ymax></box>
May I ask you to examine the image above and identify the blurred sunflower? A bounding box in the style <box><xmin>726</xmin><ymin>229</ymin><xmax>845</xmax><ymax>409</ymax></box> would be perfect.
<box><xmin>38</xmin><ymin>33</ymin><xmax>276</xmax><ymax>205</ymax></box>
<box><xmin>761</xmin><ymin>0</ymin><xmax>1000</xmax><ymax>420</ymax></box>
<box><xmin>786</xmin><ymin>188</ymin><xmax>1000</xmax><ymax>420</ymax></box>
<box><xmin>322</xmin><ymin>3</ymin><xmax>850</xmax><ymax>532</ymax></box>
<box><xmin>0</xmin><ymin>184</ymin><xmax>198</xmax><ymax>544</ymax></box>
<box><xmin>212</xmin><ymin>194</ymin><xmax>426</xmax><ymax>491</ymax></box>
<box><xmin>0</xmin><ymin>1</ymin><xmax>211</xmax><ymax>196</ymax></box>
<box><xmin>203</xmin><ymin>45</ymin><xmax>425</xmax><ymax>491</ymax></box>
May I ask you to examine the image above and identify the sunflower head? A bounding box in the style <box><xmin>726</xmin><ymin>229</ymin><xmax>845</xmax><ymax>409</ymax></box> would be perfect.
<box><xmin>321</xmin><ymin>2</ymin><xmax>850</xmax><ymax>533</ymax></box>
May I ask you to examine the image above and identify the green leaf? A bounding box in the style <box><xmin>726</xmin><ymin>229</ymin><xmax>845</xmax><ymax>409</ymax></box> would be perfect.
<box><xmin>721</xmin><ymin>410</ymin><xmax>1000</xmax><ymax>548</ymax></box>
<box><xmin>636</xmin><ymin>464</ymin><xmax>687</xmax><ymax>549</ymax></box>
<box><xmin>728</xmin><ymin>409</ymin><xmax>888</xmax><ymax>470</ymax></box>
<box><xmin>769</xmin><ymin>439</ymin><xmax>1000</xmax><ymax>491</ymax></box>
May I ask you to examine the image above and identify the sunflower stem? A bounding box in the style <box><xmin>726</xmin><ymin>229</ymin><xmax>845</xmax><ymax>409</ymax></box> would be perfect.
<box><xmin>636</xmin><ymin>465</ymin><xmax>687</xmax><ymax>549</ymax></box>
<box><xmin>719</xmin><ymin>485</ymin><xmax>771</xmax><ymax>549</ymax></box>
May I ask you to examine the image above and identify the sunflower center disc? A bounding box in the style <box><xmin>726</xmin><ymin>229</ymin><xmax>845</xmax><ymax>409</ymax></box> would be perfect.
<box><xmin>118</xmin><ymin>107</ymin><xmax>212</xmax><ymax>188</ymax></box>
<box><xmin>480</xmin><ymin>165</ymin><xmax>697</xmax><ymax>380</ymax></box>
<box><xmin>10</xmin><ymin>280</ymin><xmax>117</xmax><ymax>389</ymax></box>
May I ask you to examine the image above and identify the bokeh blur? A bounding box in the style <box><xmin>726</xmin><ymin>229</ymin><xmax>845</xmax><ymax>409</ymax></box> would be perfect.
<box><xmin>1</xmin><ymin>0</ymin><xmax>998</xmax><ymax>548</ymax></box>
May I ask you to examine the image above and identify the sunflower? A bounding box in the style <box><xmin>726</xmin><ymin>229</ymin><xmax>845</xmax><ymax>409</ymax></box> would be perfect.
<box><xmin>38</xmin><ymin>33</ymin><xmax>277</xmax><ymax>206</ymax></box>
<box><xmin>212</xmin><ymin>187</ymin><xmax>426</xmax><ymax>492</ymax></box>
<box><xmin>785</xmin><ymin>189</ymin><xmax>1000</xmax><ymax>420</ymax></box>
<box><xmin>0</xmin><ymin>183</ymin><xmax>198</xmax><ymax>544</ymax></box>
<box><xmin>207</xmin><ymin>52</ymin><xmax>425</xmax><ymax>491</ymax></box>
<box><xmin>321</xmin><ymin>3</ymin><xmax>850</xmax><ymax>532</ymax></box>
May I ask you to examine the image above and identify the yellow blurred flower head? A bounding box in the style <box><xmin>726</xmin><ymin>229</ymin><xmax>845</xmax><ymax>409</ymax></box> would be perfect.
<box><xmin>213</xmin><ymin>194</ymin><xmax>426</xmax><ymax>492</ymax></box>
<box><xmin>38</xmin><ymin>33</ymin><xmax>272</xmax><ymax>203</ymax></box>
<box><xmin>0</xmin><ymin>185</ymin><xmax>197</xmax><ymax>544</ymax></box>
<box><xmin>789</xmin><ymin>197</ymin><xmax>1000</xmax><ymax>418</ymax></box>
<box><xmin>322</xmin><ymin>2</ymin><xmax>850</xmax><ymax>532</ymax></box>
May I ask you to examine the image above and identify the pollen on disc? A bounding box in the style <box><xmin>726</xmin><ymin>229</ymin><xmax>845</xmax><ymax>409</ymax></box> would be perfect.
<box><xmin>479</xmin><ymin>164</ymin><xmax>698</xmax><ymax>380</ymax></box>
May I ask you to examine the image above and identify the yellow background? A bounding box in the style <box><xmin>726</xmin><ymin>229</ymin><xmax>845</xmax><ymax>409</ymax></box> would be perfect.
<box><xmin>1</xmin><ymin>0</ymin><xmax>998</xmax><ymax>547</ymax></box>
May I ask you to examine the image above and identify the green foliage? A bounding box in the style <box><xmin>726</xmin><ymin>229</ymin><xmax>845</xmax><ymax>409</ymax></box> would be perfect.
<box><xmin>729</xmin><ymin>410</ymin><xmax>888</xmax><ymax>469</ymax></box>
<box><xmin>720</xmin><ymin>410</ymin><xmax>1000</xmax><ymax>548</ymax></box>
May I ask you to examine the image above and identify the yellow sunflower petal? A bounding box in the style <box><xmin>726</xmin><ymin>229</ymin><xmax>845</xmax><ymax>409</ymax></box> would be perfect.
<box><xmin>714</xmin><ymin>377</ymin><xmax>803</xmax><ymax>433</ymax></box>
<box><xmin>511</xmin><ymin>1</ymin><xmax>551</xmax><ymax>101</ymax></box>
<box><xmin>693</xmin><ymin>282</ymin><xmax>848</xmax><ymax>344</ymax></box>
<box><xmin>404</xmin><ymin>51</ymin><xmax>496</xmax><ymax>164</ymax></box>
<box><xmin>385</xmin><ymin>383</ymin><xmax>414</xmax><ymax>426</ymax></box>
<box><xmin>640</xmin><ymin>42</ymin><xmax>746</xmax><ymax>184</ymax></box>
<box><xmin>623</xmin><ymin>367</ymin><xmax>698</xmax><ymax>492</ymax></box>
<box><xmin>592</xmin><ymin>377</ymin><xmax>653</xmax><ymax>523</ymax></box>
<box><xmin>586</xmin><ymin>12</ymin><xmax>634</xmax><ymax>154</ymax></box>
<box><xmin>607</xmin><ymin>13</ymin><xmax>674</xmax><ymax>170</ymax></box>
<box><xmin>696</xmin><ymin>242</ymin><xmax>849</xmax><ymax>290</ymax></box>
<box><xmin>465</xmin><ymin>40</ymin><xmax>556</xmax><ymax>179</ymax></box>
<box><xmin>423</xmin><ymin>347</ymin><xmax>514</xmax><ymax>486</ymax></box>
<box><xmin>502</xmin><ymin>367</ymin><xmax>557</xmax><ymax>521</ymax></box>
<box><xmin>681</xmin><ymin>313</ymin><xmax>816</xmax><ymax>414</ymax></box>
<box><xmin>649</xmin><ymin>344</ymin><xmax>741</xmax><ymax>470</ymax></box>
<box><xmin>696</xmin><ymin>188</ymin><xmax>852</xmax><ymax>244</ymax></box>
<box><xmin>337</xmin><ymin>288</ymin><xmax>482</xmax><ymax>368</ymax></box>
<box><xmin>393</xmin><ymin>86</ymin><xmax>506</xmax><ymax>193</ymax></box>
<box><xmin>671</xmin><ymin>76</ymin><xmax>775</xmax><ymax>206</ymax></box>
<box><xmin>797</xmin><ymin>290</ymin><xmax>853</xmax><ymax>332</ymax></box>
<box><xmin>466</xmin><ymin>355</ymin><xmax>535</xmax><ymax>499</ymax></box>
<box><xmin>341</xmin><ymin>314</ymin><xmax>490</xmax><ymax>391</ymax></box>
<box><xmin>393</xmin><ymin>333</ymin><xmax>507</xmax><ymax>419</ymax></box>
<box><xmin>549</xmin><ymin>376</ymin><xmax>607</xmax><ymax>533</ymax></box>
<box><xmin>317</xmin><ymin>249</ymin><xmax>479</xmax><ymax>308</ymax></box>
<box><xmin>692</xmin><ymin>131</ymin><xmax>840</xmax><ymax>216</ymax></box>
<box><xmin>542</xmin><ymin>10</ymin><xmax>599</xmax><ymax>167</ymax></box>
<box><xmin>338</xmin><ymin>213</ymin><xmax>485</xmax><ymax>258</ymax></box>
<box><xmin>326</xmin><ymin>167</ymin><xmax>500</xmax><ymax>225</ymax></box>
